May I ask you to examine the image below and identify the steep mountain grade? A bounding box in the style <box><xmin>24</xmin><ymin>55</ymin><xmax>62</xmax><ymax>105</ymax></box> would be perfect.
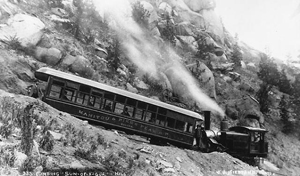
<box><xmin>0</xmin><ymin>0</ymin><xmax>299</xmax><ymax>175</ymax></box>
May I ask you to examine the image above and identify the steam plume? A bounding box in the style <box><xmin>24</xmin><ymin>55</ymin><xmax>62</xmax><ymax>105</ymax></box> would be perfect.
<box><xmin>92</xmin><ymin>0</ymin><xmax>225</xmax><ymax>117</ymax></box>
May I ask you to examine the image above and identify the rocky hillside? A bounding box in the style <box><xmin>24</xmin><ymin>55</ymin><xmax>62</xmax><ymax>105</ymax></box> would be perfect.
<box><xmin>0</xmin><ymin>0</ymin><xmax>299</xmax><ymax>175</ymax></box>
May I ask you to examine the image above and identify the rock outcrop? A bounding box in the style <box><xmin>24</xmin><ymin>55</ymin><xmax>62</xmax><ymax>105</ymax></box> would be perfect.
<box><xmin>0</xmin><ymin>14</ymin><xmax>45</xmax><ymax>48</ymax></box>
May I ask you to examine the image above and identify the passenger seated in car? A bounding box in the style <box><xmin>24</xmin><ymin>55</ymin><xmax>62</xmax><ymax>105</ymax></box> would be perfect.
<box><xmin>121</xmin><ymin>107</ymin><xmax>130</xmax><ymax>116</ymax></box>
<box><xmin>104</xmin><ymin>102</ymin><xmax>112</xmax><ymax>111</ymax></box>
<box><xmin>62</xmin><ymin>90</ymin><xmax>70</xmax><ymax>101</ymax></box>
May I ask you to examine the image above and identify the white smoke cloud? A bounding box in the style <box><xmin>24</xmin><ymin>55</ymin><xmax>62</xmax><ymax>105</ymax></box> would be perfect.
<box><xmin>92</xmin><ymin>0</ymin><xmax>225</xmax><ymax>117</ymax></box>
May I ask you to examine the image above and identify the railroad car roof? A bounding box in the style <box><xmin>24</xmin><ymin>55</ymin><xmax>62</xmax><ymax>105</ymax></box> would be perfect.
<box><xmin>35</xmin><ymin>67</ymin><xmax>204</xmax><ymax>121</ymax></box>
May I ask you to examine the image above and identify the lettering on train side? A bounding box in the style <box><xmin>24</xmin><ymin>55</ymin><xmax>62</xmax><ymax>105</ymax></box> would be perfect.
<box><xmin>78</xmin><ymin>109</ymin><xmax>188</xmax><ymax>142</ymax></box>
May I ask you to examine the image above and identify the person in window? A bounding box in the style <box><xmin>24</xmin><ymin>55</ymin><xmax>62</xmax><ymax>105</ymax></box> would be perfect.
<box><xmin>104</xmin><ymin>102</ymin><xmax>112</xmax><ymax>111</ymax></box>
<box><xmin>251</xmin><ymin>132</ymin><xmax>260</xmax><ymax>143</ymax></box>
<box><xmin>88</xmin><ymin>96</ymin><xmax>95</xmax><ymax>106</ymax></box>
<box><xmin>62</xmin><ymin>90</ymin><xmax>70</xmax><ymax>101</ymax></box>
<box><xmin>121</xmin><ymin>107</ymin><xmax>130</xmax><ymax>116</ymax></box>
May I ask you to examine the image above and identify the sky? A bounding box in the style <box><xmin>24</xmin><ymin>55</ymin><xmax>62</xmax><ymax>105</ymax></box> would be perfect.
<box><xmin>215</xmin><ymin>0</ymin><xmax>300</xmax><ymax>61</ymax></box>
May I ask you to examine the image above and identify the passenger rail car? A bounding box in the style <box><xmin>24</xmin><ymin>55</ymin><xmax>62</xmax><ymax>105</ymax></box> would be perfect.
<box><xmin>35</xmin><ymin>67</ymin><xmax>205</xmax><ymax>148</ymax></box>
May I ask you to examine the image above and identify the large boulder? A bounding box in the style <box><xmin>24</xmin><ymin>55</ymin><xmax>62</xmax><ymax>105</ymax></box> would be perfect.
<box><xmin>158</xmin><ymin>2</ymin><xmax>173</xmax><ymax>17</ymax></box>
<box><xmin>226</xmin><ymin>95</ymin><xmax>264</xmax><ymax>126</ymax></box>
<box><xmin>126</xmin><ymin>83</ymin><xmax>138</xmax><ymax>93</ymax></box>
<box><xmin>0</xmin><ymin>14</ymin><xmax>45</xmax><ymax>48</ymax></box>
<box><xmin>162</xmin><ymin>0</ymin><xmax>206</xmax><ymax>26</ymax></box>
<box><xmin>162</xmin><ymin>0</ymin><xmax>225</xmax><ymax>42</ymax></box>
<box><xmin>134</xmin><ymin>78</ymin><xmax>149</xmax><ymax>90</ymax></box>
<box><xmin>70</xmin><ymin>55</ymin><xmax>94</xmax><ymax>79</ymax></box>
<box><xmin>201</xmin><ymin>9</ymin><xmax>224</xmax><ymax>43</ymax></box>
<box><xmin>174</xmin><ymin>21</ymin><xmax>194</xmax><ymax>36</ymax></box>
<box><xmin>177</xmin><ymin>35</ymin><xmax>198</xmax><ymax>53</ymax></box>
<box><xmin>35</xmin><ymin>47</ymin><xmax>62</xmax><ymax>66</ymax></box>
<box><xmin>140</xmin><ymin>1</ymin><xmax>159</xmax><ymax>30</ymax></box>
<box><xmin>163</xmin><ymin>63</ymin><xmax>218</xmax><ymax>111</ymax></box>
<box><xmin>60</xmin><ymin>54</ymin><xmax>77</xmax><ymax>68</ymax></box>
<box><xmin>197</xmin><ymin>36</ymin><xmax>224</xmax><ymax>56</ymax></box>
<box><xmin>186</xmin><ymin>61</ymin><xmax>216</xmax><ymax>99</ymax></box>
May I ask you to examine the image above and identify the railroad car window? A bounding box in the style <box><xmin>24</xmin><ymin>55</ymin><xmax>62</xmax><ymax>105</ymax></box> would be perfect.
<box><xmin>49</xmin><ymin>80</ymin><xmax>64</xmax><ymax>98</ymax></box>
<box><xmin>49</xmin><ymin>85</ymin><xmax>62</xmax><ymax>98</ymax></box>
<box><xmin>114</xmin><ymin>103</ymin><xmax>125</xmax><ymax>114</ymax></box>
<box><xmin>127</xmin><ymin>98</ymin><xmax>136</xmax><ymax>106</ymax></box>
<box><xmin>148</xmin><ymin>104</ymin><xmax>157</xmax><ymax>112</ymax></box>
<box><xmin>158</xmin><ymin>108</ymin><xmax>167</xmax><ymax>115</ymax></box>
<box><xmin>144</xmin><ymin>111</ymin><xmax>155</xmax><ymax>123</ymax></box>
<box><xmin>87</xmin><ymin>96</ymin><xmax>95</xmax><ymax>106</ymax></box>
<box><xmin>186</xmin><ymin>123</ymin><xmax>193</xmax><ymax>133</ymax></box>
<box><xmin>104</xmin><ymin>92</ymin><xmax>115</xmax><ymax>100</ymax></box>
<box><xmin>79</xmin><ymin>85</ymin><xmax>91</xmax><ymax>93</ymax></box>
<box><xmin>62</xmin><ymin>89</ymin><xmax>75</xmax><ymax>101</ymax></box>
<box><xmin>118</xmin><ymin>106</ymin><xmax>133</xmax><ymax>117</ymax></box>
<box><xmin>93</xmin><ymin>96</ymin><xmax>102</xmax><ymax>108</ymax></box>
<box><xmin>134</xmin><ymin>108</ymin><xmax>143</xmax><ymax>119</ymax></box>
<box><xmin>137</xmin><ymin>101</ymin><xmax>147</xmax><ymax>109</ymax></box>
<box><xmin>103</xmin><ymin>100</ymin><xmax>113</xmax><ymax>111</ymax></box>
<box><xmin>125</xmin><ymin>106</ymin><xmax>134</xmax><ymax>117</ymax></box>
<box><xmin>175</xmin><ymin>120</ymin><xmax>185</xmax><ymax>131</ymax></box>
<box><xmin>76</xmin><ymin>93</ymin><xmax>86</xmax><ymax>104</ymax></box>
<box><xmin>166</xmin><ymin>117</ymin><xmax>175</xmax><ymax>128</ymax></box>
<box><xmin>83</xmin><ymin>94</ymin><xmax>89</xmax><ymax>106</ymax></box>
<box><xmin>92</xmin><ymin>90</ymin><xmax>103</xmax><ymax>109</ymax></box>
<box><xmin>156</xmin><ymin>115</ymin><xmax>166</xmax><ymax>126</ymax></box>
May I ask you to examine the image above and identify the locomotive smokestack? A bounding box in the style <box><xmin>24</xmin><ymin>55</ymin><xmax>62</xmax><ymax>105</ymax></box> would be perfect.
<box><xmin>204</xmin><ymin>111</ymin><xmax>211</xmax><ymax>130</ymax></box>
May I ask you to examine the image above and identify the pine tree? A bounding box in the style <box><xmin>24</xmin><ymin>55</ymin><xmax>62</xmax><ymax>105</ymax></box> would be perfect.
<box><xmin>231</xmin><ymin>43</ymin><xmax>243</xmax><ymax>68</ymax></box>
<box><xmin>279</xmin><ymin>95</ymin><xmax>293</xmax><ymax>133</ymax></box>
<box><xmin>132</xmin><ymin>1</ymin><xmax>150</xmax><ymax>30</ymax></box>
<box><xmin>256</xmin><ymin>54</ymin><xmax>280</xmax><ymax>114</ymax></box>
<box><xmin>257</xmin><ymin>82</ymin><xmax>272</xmax><ymax>113</ymax></box>
<box><xmin>158</xmin><ymin>14</ymin><xmax>176</xmax><ymax>46</ymax></box>
<box><xmin>293</xmin><ymin>73</ymin><xmax>300</xmax><ymax>102</ymax></box>
<box><xmin>278</xmin><ymin>69</ymin><xmax>292</xmax><ymax>94</ymax></box>
<box><xmin>257</xmin><ymin>54</ymin><xmax>280</xmax><ymax>86</ymax></box>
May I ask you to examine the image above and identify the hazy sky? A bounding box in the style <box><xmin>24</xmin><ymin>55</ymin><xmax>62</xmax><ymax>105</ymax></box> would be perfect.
<box><xmin>215</xmin><ymin>0</ymin><xmax>300</xmax><ymax>61</ymax></box>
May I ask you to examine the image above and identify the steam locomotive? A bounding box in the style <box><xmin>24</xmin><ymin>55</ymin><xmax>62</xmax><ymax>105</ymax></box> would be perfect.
<box><xmin>199</xmin><ymin>111</ymin><xmax>268</xmax><ymax>164</ymax></box>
